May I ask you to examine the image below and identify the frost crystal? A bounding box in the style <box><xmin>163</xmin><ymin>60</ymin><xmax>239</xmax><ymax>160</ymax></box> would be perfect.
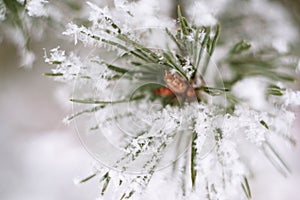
<box><xmin>44</xmin><ymin>47</ymin><xmax>81</xmax><ymax>81</ymax></box>
<box><xmin>283</xmin><ymin>90</ymin><xmax>300</xmax><ymax>106</ymax></box>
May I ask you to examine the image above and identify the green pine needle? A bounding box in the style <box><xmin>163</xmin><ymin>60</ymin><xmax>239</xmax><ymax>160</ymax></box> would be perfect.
<box><xmin>79</xmin><ymin>173</ymin><xmax>97</xmax><ymax>184</ymax></box>
<box><xmin>230</xmin><ymin>40</ymin><xmax>251</xmax><ymax>54</ymax></box>
<box><xmin>70</xmin><ymin>95</ymin><xmax>145</xmax><ymax>105</ymax></box>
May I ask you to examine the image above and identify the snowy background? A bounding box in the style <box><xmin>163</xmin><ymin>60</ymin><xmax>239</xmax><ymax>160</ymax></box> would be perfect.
<box><xmin>0</xmin><ymin>38</ymin><xmax>100</xmax><ymax>199</ymax></box>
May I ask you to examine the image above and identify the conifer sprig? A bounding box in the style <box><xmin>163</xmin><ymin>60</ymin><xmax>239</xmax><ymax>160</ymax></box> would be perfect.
<box><xmin>43</xmin><ymin>2</ymin><xmax>299</xmax><ymax>200</ymax></box>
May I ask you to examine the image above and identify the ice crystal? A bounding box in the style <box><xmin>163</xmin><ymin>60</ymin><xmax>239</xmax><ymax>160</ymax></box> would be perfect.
<box><xmin>44</xmin><ymin>47</ymin><xmax>81</xmax><ymax>81</ymax></box>
<box><xmin>282</xmin><ymin>90</ymin><xmax>300</xmax><ymax>106</ymax></box>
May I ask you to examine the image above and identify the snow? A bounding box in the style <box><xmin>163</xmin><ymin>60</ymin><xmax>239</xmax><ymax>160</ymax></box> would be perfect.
<box><xmin>283</xmin><ymin>90</ymin><xmax>300</xmax><ymax>106</ymax></box>
<box><xmin>26</xmin><ymin>0</ymin><xmax>49</xmax><ymax>17</ymax></box>
<box><xmin>232</xmin><ymin>77</ymin><xmax>268</xmax><ymax>110</ymax></box>
<box><xmin>0</xmin><ymin>0</ymin><xmax>6</xmax><ymax>21</ymax></box>
<box><xmin>187</xmin><ymin>2</ymin><xmax>218</xmax><ymax>26</ymax></box>
<box><xmin>1</xmin><ymin>0</ymin><xmax>300</xmax><ymax>199</ymax></box>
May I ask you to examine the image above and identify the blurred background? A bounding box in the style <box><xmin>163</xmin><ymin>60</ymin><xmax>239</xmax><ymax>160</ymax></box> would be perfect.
<box><xmin>0</xmin><ymin>0</ymin><xmax>300</xmax><ymax>199</ymax></box>
<box><xmin>0</xmin><ymin>36</ymin><xmax>100</xmax><ymax>199</ymax></box>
